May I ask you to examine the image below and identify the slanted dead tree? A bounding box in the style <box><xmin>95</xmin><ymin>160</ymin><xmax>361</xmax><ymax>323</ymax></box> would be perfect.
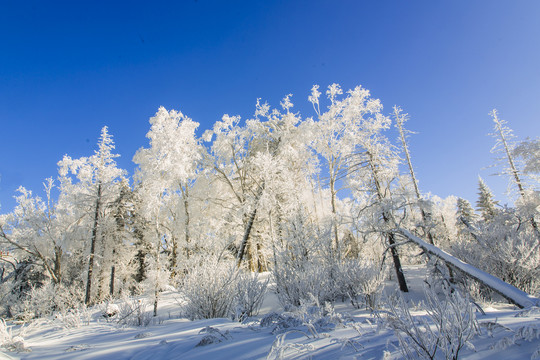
<box><xmin>393</xmin><ymin>227</ymin><xmax>539</xmax><ymax>308</ymax></box>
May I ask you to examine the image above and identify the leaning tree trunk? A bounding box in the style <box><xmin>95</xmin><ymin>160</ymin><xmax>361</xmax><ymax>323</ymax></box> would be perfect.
<box><xmin>85</xmin><ymin>182</ymin><xmax>102</xmax><ymax>305</ymax></box>
<box><xmin>237</xmin><ymin>184</ymin><xmax>264</xmax><ymax>267</ymax></box>
<box><xmin>394</xmin><ymin>228</ymin><xmax>539</xmax><ymax>308</ymax></box>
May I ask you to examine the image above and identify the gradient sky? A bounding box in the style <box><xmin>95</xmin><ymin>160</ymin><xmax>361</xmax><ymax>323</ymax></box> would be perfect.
<box><xmin>1</xmin><ymin>0</ymin><xmax>539</xmax><ymax>212</ymax></box>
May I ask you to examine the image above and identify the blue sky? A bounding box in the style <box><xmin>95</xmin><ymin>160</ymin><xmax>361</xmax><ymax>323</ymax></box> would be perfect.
<box><xmin>1</xmin><ymin>0</ymin><xmax>539</xmax><ymax>212</ymax></box>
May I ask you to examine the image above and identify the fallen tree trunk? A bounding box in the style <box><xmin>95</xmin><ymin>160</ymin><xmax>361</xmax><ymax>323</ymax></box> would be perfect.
<box><xmin>393</xmin><ymin>227</ymin><xmax>540</xmax><ymax>309</ymax></box>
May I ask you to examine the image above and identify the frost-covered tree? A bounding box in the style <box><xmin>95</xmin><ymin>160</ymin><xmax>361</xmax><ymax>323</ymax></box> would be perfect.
<box><xmin>307</xmin><ymin>84</ymin><xmax>371</xmax><ymax>254</ymax></box>
<box><xmin>456</xmin><ymin>198</ymin><xmax>476</xmax><ymax>224</ymax></box>
<box><xmin>133</xmin><ymin>107</ymin><xmax>202</xmax><ymax>315</ymax></box>
<box><xmin>513</xmin><ymin>137</ymin><xmax>540</xmax><ymax>183</ymax></box>
<box><xmin>490</xmin><ymin>110</ymin><xmax>539</xmax><ymax>236</ymax></box>
<box><xmin>476</xmin><ymin>177</ymin><xmax>498</xmax><ymax>222</ymax></box>
<box><xmin>203</xmin><ymin>100</ymin><xmax>298</xmax><ymax>270</ymax></box>
<box><xmin>394</xmin><ymin>106</ymin><xmax>436</xmax><ymax>245</ymax></box>
<box><xmin>58</xmin><ymin>126</ymin><xmax>126</xmax><ymax>305</ymax></box>
<box><xmin>133</xmin><ymin>107</ymin><xmax>203</xmax><ymax>281</ymax></box>
<box><xmin>308</xmin><ymin>84</ymin><xmax>408</xmax><ymax>291</ymax></box>
<box><xmin>0</xmin><ymin>181</ymin><xmax>62</xmax><ymax>285</ymax></box>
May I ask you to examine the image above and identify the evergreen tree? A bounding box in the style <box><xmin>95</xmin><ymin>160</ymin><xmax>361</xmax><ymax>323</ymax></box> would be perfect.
<box><xmin>456</xmin><ymin>197</ymin><xmax>476</xmax><ymax>225</ymax></box>
<box><xmin>476</xmin><ymin>177</ymin><xmax>498</xmax><ymax>222</ymax></box>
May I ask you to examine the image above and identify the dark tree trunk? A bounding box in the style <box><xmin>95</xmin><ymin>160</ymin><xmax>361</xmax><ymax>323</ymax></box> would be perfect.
<box><xmin>85</xmin><ymin>182</ymin><xmax>102</xmax><ymax>305</ymax></box>
<box><xmin>53</xmin><ymin>246</ymin><xmax>62</xmax><ymax>284</ymax></box>
<box><xmin>387</xmin><ymin>232</ymin><xmax>409</xmax><ymax>292</ymax></box>
<box><xmin>237</xmin><ymin>204</ymin><xmax>259</xmax><ymax>267</ymax></box>
<box><xmin>368</xmin><ymin>153</ymin><xmax>408</xmax><ymax>292</ymax></box>
<box><xmin>109</xmin><ymin>265</ymin><xmax>115</xmax><ymax>296</ymax></box>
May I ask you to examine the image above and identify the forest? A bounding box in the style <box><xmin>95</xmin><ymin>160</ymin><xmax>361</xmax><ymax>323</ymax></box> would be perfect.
<box><xmin>0</xmin><ymin>84</ymin><xmax>539</xmax><ymax>358</ymax></box>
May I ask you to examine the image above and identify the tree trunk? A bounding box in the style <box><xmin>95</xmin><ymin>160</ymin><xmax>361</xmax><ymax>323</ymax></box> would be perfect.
<box><xmin>493</xmin><ymin>112</ymin><xmax>540</xmax><ymax>238</ymax></box>
<box><xmin>182</xmin><ymin>184</ymin><xmax>191</xmax><ymax>257</ymax></box>
<box><xmin>237</xmin><ymin>184</ymin><xmax>264</xmax><ymax>267</ymax></box>
<box><xmin>329</xmin><ymin>155</ymin><xmax>341</xmax><ymax>256</ymax></box>
<box><xmin>395</xmin><ymin>109</ymin><xmax>435</xmax><ymax>245</ymax></box>
<box><xmin>109</xmin><ymin>264</ymin><xmax>115</xmax><ymax>296</ymax></box>
<box><xmin>368</xmin><ymin>153</ymin><xmax>408</xmax><ymax>292</ymax></box>
<box><xmin>394</xmin><ymin>228</ymin><xmax>539</xmax><ymax>308</ymax></box>
<box><xmin>385</xmin><ymin>215</ymin><xmax>409</xmax><ymax>292</ymax></box>
<box><xmin>53</xmin><ymin>246</ymin><xmax>62</xmax><ymax>284</ymax></box>
<box><xmin>85</xmin><ymin>182</ymin><xmax>102</xmax><ymax>305</ymax></box>
<box><xmin>169</xmin><ymin>236</ymin><xmax>178</xmax><ymax>280</ymax></box>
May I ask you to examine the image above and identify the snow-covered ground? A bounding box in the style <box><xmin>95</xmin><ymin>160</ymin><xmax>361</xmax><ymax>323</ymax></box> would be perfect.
<box><xmin>1</xmin><ymin>266</ymin><xmax>539</xmax><ymax>360</ymax></box>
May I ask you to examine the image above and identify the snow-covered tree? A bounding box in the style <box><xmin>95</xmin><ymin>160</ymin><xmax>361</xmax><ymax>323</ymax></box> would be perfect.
<box><xmin>133</xmin><ymin>107</ymin><xmax>203</xmax><ymax>281</ymax></box>
<box><xmin>308</xmin><ymin>84</ymin><xmax>408</xmax><ymax>291</ymax></box>
<box><xmin>490</xmin><ymin>110</ymin><xmax>539</xmax><ymax>236</ymax></box>
<box><xmin>476</xmin><ymin>177</ymin><xmax>498</xmax><ymax>222</ymax></box>
<box><xmin>132</xmin><ymin>107</ymin><xmax>204</xmax><ymax>315</ymax></box>
<box><xmin>58</xmin><ymin>126</ymin><xmax>127</xmax><ymax>305</ymax></box>
<box><xmin>513</xmin><ymin>137</ymin><xmax>540</xmax><ymax>184</ymax></box>
<box><xmin>394</xmin><ymin>106</ymin><xmax>436</xmax><ymax>245</ymax></box>
<box><xmin>0</xmin><ymin>181</ymin><xmax>62</xmax><ymax>285</ymax></box>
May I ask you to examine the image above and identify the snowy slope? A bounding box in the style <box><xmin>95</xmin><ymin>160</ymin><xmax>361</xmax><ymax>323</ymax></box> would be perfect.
<box><xmin>1</xmin><ymin>266</ymin><xmax>539</xmax><ymax>360</ymax></box>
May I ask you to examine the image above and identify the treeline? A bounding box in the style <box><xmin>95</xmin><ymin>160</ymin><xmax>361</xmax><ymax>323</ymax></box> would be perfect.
<box><xmin>0</xmin><ymin>85</ymin><xmax>538</xmax><ymax>320</ymax></box>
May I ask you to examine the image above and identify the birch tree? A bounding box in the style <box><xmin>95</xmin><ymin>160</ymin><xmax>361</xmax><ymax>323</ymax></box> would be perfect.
<box><xmin>310</xmin><ymin>84</ymin><xmax>408</xmax><ymax>291</ymax></box>
<box><xmin>0</xmin><ymin>181</ymin><xmax>62</xmax><ymax>285</ymax></box>
<box><xmin>133</xmin><ymin>107</ymin><xmax>203</xmax><ymax>280</ymax></box>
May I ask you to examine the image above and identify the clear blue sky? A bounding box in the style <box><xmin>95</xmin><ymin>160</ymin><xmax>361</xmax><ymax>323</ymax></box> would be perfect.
<box><xmin>1</xmin><ymin>0</ymin><xmax>539</xmax><ymax>212</ymax></box>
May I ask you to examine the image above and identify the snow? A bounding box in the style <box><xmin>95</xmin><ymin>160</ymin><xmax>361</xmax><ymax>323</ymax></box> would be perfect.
<box><xmin>1</xmin><ymin>267</ymin><xmax>539</xmax><ymax>360</ymax></box>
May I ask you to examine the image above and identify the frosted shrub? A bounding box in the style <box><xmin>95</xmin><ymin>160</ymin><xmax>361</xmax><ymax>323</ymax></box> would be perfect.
<box><xmin>273</xmin><ymin>252</ymin><xmax>384</xmax><ymax>309</ymax></box>
<box><xmin>100</xmin><ymin>296</ymin><xmax>152</xmax><ymax>327</ymax></box>
<box><xmin>196</xmin><ymin>326</ymin><xmax>231</xmax><ymax>347</ymax></box>
<box><xmin>0</xmin><ymin>318</ymin><xmax>31</xmax><ymax>352</ymax></box>
<box><xmin>385</xmin><ymin>284</ymin><xmax>478</xmax><ymax>360</ymax></box>
<box><xmin>336</xmin><ymin>259</ymin><xmax>384</xmax><ymax>309</ymax></box>
<box><xmin>12</xmin><ymin>281</ymin><xmax>84</xmax><ymax>321</ymax></box>
<box><xmin>54</xmin><ymin>308</ymin><xmax>90</xmax><ymax>329</ymax></box>
<box><xmin>453</xmin><ymin>206</ymin><xmax>540</xmax><ymax>299</ymax></box>
<box><xmin>273</xmin><ymin>257</ymin><xmax>336</xmax><ymax>307</ymax></box>
<box><xmin>116</xmin><ymin>297</ymin><xmax>153</xmax><ymax>327</ymax></box>
<box><xmin>234</xmin><ymin>271</ymin><xmax>269</xmax><ymax>321</ymax></box>
<box><xmin>180</xmin><ymin>257</ymin><xmax>239</xmax><ymax>320</ymax></box>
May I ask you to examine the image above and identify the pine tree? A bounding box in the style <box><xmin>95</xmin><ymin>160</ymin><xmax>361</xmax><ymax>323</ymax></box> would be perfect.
<box><xmin>476</xmin><ymin>177</ymin><xmax>498</xmax><ymax>222</ymax></box>
<box><xmin>456</xmin><ymin>197</ymin><xmax>476</xmax><ymax>225</ymax></box>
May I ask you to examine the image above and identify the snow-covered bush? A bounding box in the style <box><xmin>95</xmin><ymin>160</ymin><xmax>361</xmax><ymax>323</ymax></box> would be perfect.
<box><xmin>385</xmin><ymin>284</ymin><xmax>479</xmax><ymax>360</ymax></box>
<box><xmin>115</xmin><ymin>297</ymin><xmax>153</xmax><ymax>327</ymax></box>
<box><xmin>179</xmin><ymin>255</ymin><xmax>269</xmax><ymax>321</ymax></box>
<box><xmin>452</xmin><ymin>205</ymin><xmax>540</xmax><ymax>299</ymax></box>
<box><xmin>179</xmin><ymin>257</ymin><xmax>239</xmax><ymax>320</ymax></box>
<box><xmin>273</xmin><ymin>255</ymin><xmax>336</xmax><ymax>308</ymax></box>
<box><xmin>53</xmin><ymin>307</ymin><xmax>91</xmax><ymax>329</ymax></box>
<box><xmin>0</xmin><ymin>259</ymin><xmax>49</xmax><ymax>319</ymax></box>
<box><xmin>260</xmin><ymin>300</ymin><xmax>345</xmax><ymax>336</ymax></box>
<box><xmin>335</xmin><ymin>259</ymin><xmax>385</xmax><ymax>309</ymax></box>
<box><xmin>273</xmin><ymin>248</ymin><xmax>384</xmax><ymax>309</ymax></box>
<box><xmin>0</xmin><ymin>318</ymin><xmax>31</xmax><ymax>352</ymax></box>
<box><xmin>9</xmin><ymin>281</ymin><xmax>84</xmax><ymax>321</ymax></box>
<box><xmin>234</xmin><ymin>271</ymin><xmax>269</xmax><ymax>321</ymax></box>
<box><xmin>266</xmin><ymin>330</ymin><xmax>315</xmax><ymax>360</ymax></box>
<box><xmin>195</xmin><ymin>326</ymin><xmax>231</xmax><ymax>347</ymax></box>
<box><xmin>490</xmin><ymin>324</ymin><xmax>540</xmax><ymax>353</ymax></box>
